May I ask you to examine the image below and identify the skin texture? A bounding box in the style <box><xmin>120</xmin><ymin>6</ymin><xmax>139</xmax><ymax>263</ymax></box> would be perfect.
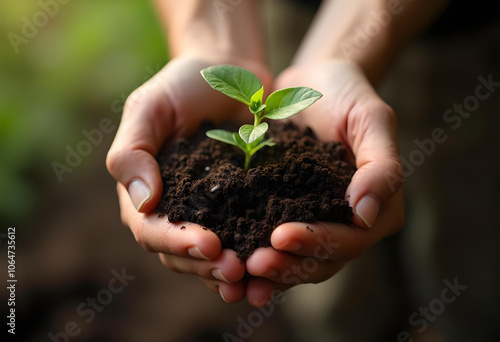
<box><xmin>106</xmin><ymin>0</ymin><xmax>449</xmax><ymax>306</ymax></box>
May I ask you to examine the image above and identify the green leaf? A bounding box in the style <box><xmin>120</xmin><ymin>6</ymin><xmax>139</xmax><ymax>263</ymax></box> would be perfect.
<box><xmin>239</xmin><ymin>122</ymin><xmax>268</xmax><ymax>144</ymax></box>
<box><xmin>206</xmin><ymin>129</ymin><xmax>237</xmax><ymax>146</ymax></box>
<box><xmin>250</xmin><ymin>104</ymin><xmax>266</xmax><ymax>115</ymax></box>
<box><xmin>263</xmin><ymin>87</ymin><xmax>323</xmax><ymax>120</ymax></box>
<box><xmin>249</xmin><ymin>86</ymin><xmax>266</xmax><ymax>114</ymax></box>
<box><xmin>250</xmin><ymin>86</ymin><xmax>264</xmax><ymax>106</ymax></box>
<box><xmin>248</xmin><ymin>134</ymin><xmax>264</xmax><ymax>149</ymax></box>
<box><xmin>249</xmin><ymin>138</ymin><xmax>275</xmax><ymax>156</ymax></box>
<box><xmin>200</xmin><ymin>65</ymin><xmax>262</xmax><ymax>105</ymax></box>
<box><xmin>232</xmin><ymin>132</ymin><xmax>247</xmax><ymax>151</ymax></box>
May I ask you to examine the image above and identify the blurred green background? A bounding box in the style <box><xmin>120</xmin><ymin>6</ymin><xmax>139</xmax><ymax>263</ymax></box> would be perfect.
<box><xmin>0</xmin><ymin>0</ymin><xmax>167</xmax><ymax>224</ymax></box>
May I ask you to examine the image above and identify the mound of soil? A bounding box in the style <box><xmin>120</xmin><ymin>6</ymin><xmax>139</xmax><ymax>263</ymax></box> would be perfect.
<box><xmin>156</xmin><ymin>122</ymin><xmax>356</xmax><ymax>260</ymax></box>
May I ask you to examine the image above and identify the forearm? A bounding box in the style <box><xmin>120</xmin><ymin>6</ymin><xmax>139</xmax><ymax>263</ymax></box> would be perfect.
<box><xmin>293</xmin><ymin>0</ymin><xmax>450</xmax><ymax>83</ymax></box>
<box><xmin>153</xmin><ymin>0</ymin><xmax>265</xmax><ymax>63</ymax></box>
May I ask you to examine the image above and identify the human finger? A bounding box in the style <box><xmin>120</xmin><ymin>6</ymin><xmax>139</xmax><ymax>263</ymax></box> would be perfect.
<box><xmin>117</xmin><ymin>183</ymin><xmax>221</xmax><ymax>259</ymax></box>
<box><xmin>345</xmin><ymin>99</ymin><xmax>403</xmax><ymax>228</ymax></box>
<box><xmin>158</xmin><ymin>249</ymin><xmax>246</xmax><ymax>282</ymax></box>
<box><xmin>106</xmin><ymin>86</ymin><xmax>174</xmax><ymax>212</ymax></box>
<box><xmin>246</xmin><ymin>247</ymin><xmax>346</xmax><ymax>284</ymax></box>
<box><xmin>199</xmin><ymin>278</ymin><xmax>246</xmax><ymax>304</ymax></box>
<box><xmin>271</xmin><ymin>189</ymin><xmax>405</xmax><ymax>259</ymax></box>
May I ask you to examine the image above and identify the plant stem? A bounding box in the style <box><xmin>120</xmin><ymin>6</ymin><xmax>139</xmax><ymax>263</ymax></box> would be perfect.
<box><xmin>244</xmin><ymin>152</ymin><xmax>251</xmax><ymax>171</ymax></box>
<box><xmin>253</xmin><ymin>108</ymin><xmax>264</xmax><ymax>126</ymax></box>
<box><xmin>253</xmin><ymin>114</ymin><xmax>260</xmax><ymax>127</ymax></box>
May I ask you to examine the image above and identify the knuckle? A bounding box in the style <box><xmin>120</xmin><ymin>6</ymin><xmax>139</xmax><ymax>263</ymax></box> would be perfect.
<box><xmin>384</xmin><ymin>157</ymin><xmax>404</xmax><ymax>188</ymax></box>
<box><xmin>133</xmin><ymin>233</ymin><xmax>150</xmax><ymax>252</ymax></box>
<box><xmin>353</xmin><ymin>100</ymin><xmax>397</xmax><ymax>128</ymax></box>
<box><xmin>372</xmin><ymin>101</ymin><xmax>397</xmax><ymax>123</ymax></box>
<box><xmin>105</xmin><ymin>149</ymin><xmax>127</xmax><ymax>178</ymax></box>
<box><xmin>123</xmin><ymin>88</ymin><xmax>147</xmax><ymax>114</ymax></box>
<box><xmin>133</xmin><ymin>219</ymin><xmax>155</xmax><ymax>253</ymax></box>
<box><xmin>105</xmin><ymin>149</ymin><xmax>118</xmax><ymax>175</ymax></box>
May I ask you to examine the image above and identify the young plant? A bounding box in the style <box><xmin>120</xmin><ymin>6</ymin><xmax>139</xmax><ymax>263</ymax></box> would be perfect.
<box><xmin>201</xmin><ymin>65</ymin><xmax>322</xmax><ymax>170</ymax></box>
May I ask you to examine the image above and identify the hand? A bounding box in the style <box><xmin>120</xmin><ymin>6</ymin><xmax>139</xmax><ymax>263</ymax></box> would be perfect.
<box><xmin>243</xmin><ymin>59</ymin><xmax>405</xmax><ymax>306</ymax></box>
<box><xmin>106</xmin><ymin>55</ymin><xmax>272</xmax><ymax>303</ymax></box>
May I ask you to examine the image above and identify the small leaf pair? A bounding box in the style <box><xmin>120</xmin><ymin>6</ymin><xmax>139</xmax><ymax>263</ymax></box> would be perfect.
<box><xmin>201</xmin><ymin>65</ymin><xmax>322</xmax><ymax>170</ymax></box>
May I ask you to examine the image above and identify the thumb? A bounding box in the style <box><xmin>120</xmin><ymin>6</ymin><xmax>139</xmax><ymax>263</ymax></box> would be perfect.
<box><xmin>106</xmin><ymin>88</ymin><xmax>174</xmax><ymax>212</ymax></box>
<box><xmin>346</xmin><ymin>101</ymin><xmax>403</xmax><ymax>229</ymax></box>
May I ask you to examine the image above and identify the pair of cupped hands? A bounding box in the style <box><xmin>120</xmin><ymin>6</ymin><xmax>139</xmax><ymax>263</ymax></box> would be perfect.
<box><xmin>106</xmin><ymin>55</ymin><xmax>404</xmax><ymax>307</ymax></box>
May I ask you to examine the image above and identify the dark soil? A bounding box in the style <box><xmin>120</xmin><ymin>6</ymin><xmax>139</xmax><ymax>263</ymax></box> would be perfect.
<box><xmin>157</xmin><ymin>122</ymin><xmax>356</xmax><ymax>260</ymax></box>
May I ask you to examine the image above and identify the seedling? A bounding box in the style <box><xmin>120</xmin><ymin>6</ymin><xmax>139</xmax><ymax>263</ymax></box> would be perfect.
<box><xmin>201</xmin><ymin>65</ymin><xmax>323</xmax><ymax>170</ymax></box>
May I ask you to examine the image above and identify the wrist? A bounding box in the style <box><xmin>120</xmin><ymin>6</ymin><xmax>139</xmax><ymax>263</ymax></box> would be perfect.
<box><xmin>156</xmin><ymin>0</ymin><xmax>265</xmax><ymax>64</ymax></box>
<box><xmin>292</xmin><ymin>0</ymin><xmax>449</xmax><ymax>84</ymax></box>
<box><xmin>292</xmin><ymin>0</ymin><xmax>395</xmax><ymax>84</ymax></box>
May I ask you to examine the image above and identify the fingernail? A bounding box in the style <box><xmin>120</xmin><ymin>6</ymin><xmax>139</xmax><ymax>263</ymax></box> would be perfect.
<box><xmin>219</xmin><ymin>287</ymin><xmax>229</xmax><ymax>303</ymax></box>
<box><xmin>188</xmin><ymin>246</ymin><xmax>210</xmax><ymax>260</ymax></box>
<box><xmin>212</xmin><ymin>269</ymin><xmax>230</xmax><ymax>283</ymax></box>
<box><xmin>355</xmin><ymin>194</ymin><xmax>381</xmax><ymax>228</ymax></box>
<box><xmin>128</xmin><ymin>179</ymin><xmax>151</xmax><ymax>211</ymax></box>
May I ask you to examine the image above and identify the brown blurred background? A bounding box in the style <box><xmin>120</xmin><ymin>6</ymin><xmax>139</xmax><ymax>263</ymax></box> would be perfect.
<box><xmin>1</xmin><ymin>1</ymin><xmax>499</xmax><ymax>341</ymax></box>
